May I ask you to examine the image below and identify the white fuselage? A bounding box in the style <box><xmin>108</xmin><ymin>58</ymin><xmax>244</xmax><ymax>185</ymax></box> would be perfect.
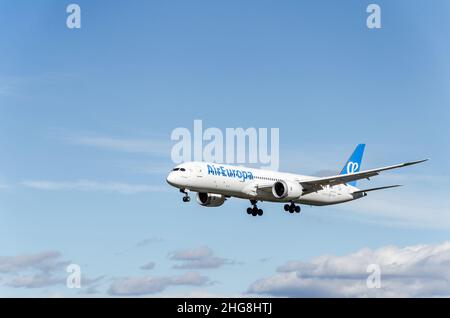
<box><xmin>166</xmin><ymin>162</ymin><xmax>364</xmax><ymax>206</ymax></box>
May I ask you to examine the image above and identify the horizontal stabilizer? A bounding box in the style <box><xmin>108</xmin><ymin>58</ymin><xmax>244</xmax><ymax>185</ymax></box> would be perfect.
<box><xmin>353</xmin><ymin>185</ymin><xmax>402</xmax><ymax>194</ymax></box>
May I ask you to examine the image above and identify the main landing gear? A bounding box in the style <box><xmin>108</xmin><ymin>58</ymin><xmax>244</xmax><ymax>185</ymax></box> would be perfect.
<box><xmin>247</xmin><ymin>199</ymin><xmax>263</xmax><ymax>217</ymax></box>
<box><xmin>180</xmin><ymin>189</ymin><xmax>190</xmax><ymax>202</ymax></box>
<box><xmin>284</xmin><ymin>202</ymin><xmax>301</xmax><ymax>214</ymax></box>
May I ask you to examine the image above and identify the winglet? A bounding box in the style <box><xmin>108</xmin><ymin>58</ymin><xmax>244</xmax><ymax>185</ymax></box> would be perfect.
<box><xmin>403</xmin><ymin>159</ymin><xmax>429</xmax><ymax>167</ymax></box>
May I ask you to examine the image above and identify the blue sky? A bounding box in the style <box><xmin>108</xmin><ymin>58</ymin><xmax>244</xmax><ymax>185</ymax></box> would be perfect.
<box><xmin>1</xmin><ymin>1</ymin><xmax>449</xmax><ymax>297</ymax></box>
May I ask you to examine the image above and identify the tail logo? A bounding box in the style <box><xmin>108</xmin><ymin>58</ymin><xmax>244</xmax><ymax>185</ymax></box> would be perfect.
<box><xmin>347</xmin><ymin>162</ymin><xmax>359</xmax><ymax>174</ymax></box>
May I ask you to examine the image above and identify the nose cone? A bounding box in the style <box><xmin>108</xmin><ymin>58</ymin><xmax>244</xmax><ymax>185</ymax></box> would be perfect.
<box><xmin>166</xmin><ymin>172</ymin><xmax>176</xmax><ymax>186</ymax></box>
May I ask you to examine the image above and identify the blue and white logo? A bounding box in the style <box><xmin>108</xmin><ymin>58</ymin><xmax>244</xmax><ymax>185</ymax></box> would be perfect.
<box><xmin>207</xmin><ymin>164</ymin><xmax>254</xmax><ymax>182</ymax></box>
<box><xmin>346</xmin><ymin>161</ymin><xmax>359</xmax><ymax>174</ymax></box>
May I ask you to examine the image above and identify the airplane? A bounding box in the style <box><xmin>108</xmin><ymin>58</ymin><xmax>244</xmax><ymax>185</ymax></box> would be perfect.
<box><xmin>166</xmin><ymin>144</ymin><xmax>427</xmax><ymax>216</ymax></box>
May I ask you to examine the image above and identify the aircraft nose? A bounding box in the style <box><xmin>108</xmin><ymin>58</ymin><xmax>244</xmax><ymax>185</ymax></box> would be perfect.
<box><xmin>166</xmin><ymin>172</ymin><xmax>176</xmax><ymax>186</ymax></box>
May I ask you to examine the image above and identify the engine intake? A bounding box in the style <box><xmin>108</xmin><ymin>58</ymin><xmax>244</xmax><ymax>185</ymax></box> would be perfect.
<box><xmin>272</xmin><ymin>180</ymin><xmax>302</xmax><ymax>201</ymax></box>
<box><xmin>196</xmin><ymin>193</ymin><xmax>226</xmax><ymax>207</ymax></box>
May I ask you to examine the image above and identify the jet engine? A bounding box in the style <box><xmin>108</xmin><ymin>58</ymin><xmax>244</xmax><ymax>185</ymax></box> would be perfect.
<box><xmin>272</xmin><ymin>180</ymin><xmax>303</xmax><ymax>200</ymax></box>
<box><xmin>196</xmin><ymin>192</ymin><xmax>226</xmax><ymax>207</ymax></box>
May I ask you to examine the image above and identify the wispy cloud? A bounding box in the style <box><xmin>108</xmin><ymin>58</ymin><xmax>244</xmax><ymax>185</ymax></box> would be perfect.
<box><xmin>160</xmin><ymin>290</ymin><xmax>242</xmax><ymax>298</ymax></box>
<box><xmin>140</xmin><ymin>262</ymin><xmax>156</xmax><ymax>271</ymax></box>
<box><xmin>115</xmin><ymin>237</ymin><xmax>165</xmax><ymax>257</ymax></box>
<box><xmin>0</xmin><ymin>85</ymin><xmax>14</xmax><ymax>97</ymax></box>
<box><xmin>258</xmin><ymin>257</ymin><xmax>272</xmax><ymax>263</ymax></box>
<box><xmin>0</xmin><ymin>251</ymin><xmax>66</xmax><ymax>274</ymax></box>
<box><xmin>78</xmin><ymin>275</ymin><xmax>107</xmax><ymax>295</ymax></box>
<box><xmin>108</xmin><ymin>272</ymin><xmax>210</xmax><ymax>296</ymax></box>
<box><xmin>135</xmin><ymin>237</ymin><xmax>164</xmax><ymax>248</ymax></box>
<box><xmin>169</xmin><ymin>246</ymin><xmax>236</xmax><ymax>270</ymax></box>
<box><xmin>67</xmin><ymin>135</ymin><xmax>171</xmax><ymax>157</ymax></box>
<box><xmin>0</xmin><ymin>251</ymin><xmax>106</xmax><ymax>291</ymax></box>
<box><xmin>375</xmin><ymin>172</ymin><xmax>448</xmax><ymax>185</ymax></box>
<box><xmin>0</xmin><ymin>76</ymin><xmax>20</xmax><ymax>97</ymax></box>
<box><xmin>0</xmin><ymin>73</ymin><xmax>81</xmax><ymax>99</ymax></box>
<box><xmin>0</xmin><ymin>251</ymin><xmax>67</xmax><ymax>289</ymax></box>
<box><xmin>125</xmin><ymin>162</ymin><xmax>174</xmax><ymax>175</ymax></box>
<box><xmin>248</xmin><ymin>241</ymin><xmax>450</xmax><ymax>297</ymax></box>
<box><xmin>334</xmin><ymin>192</ymin><xmax>450</xmax><ymax>229</ymax></box>
<box><xmin>21</xmin><ymin>180</ymin><xmax>168</xmax><ymax>194</ymax></box>
<box><xmin>7</xmin><ymin>274</ymin><xmax>64</xmax><ymax>289</ymax></box>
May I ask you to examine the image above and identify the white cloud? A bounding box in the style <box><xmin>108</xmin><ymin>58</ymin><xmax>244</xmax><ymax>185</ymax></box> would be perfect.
<box><xmin>108</xmin><ymin>272</ymin><xmax>210</xmax><ymax>296</ymax></box>
<box><xmin>170</xmin><ymin>271</ymin><xmax>210</xmax><ymax>286</ymax></box>
<box><xmin>0</xmin><ymin>251</ymin><xmax>67</xmax><ymax>289</ymax></box>
<box><xmin>247</xmin><ymin>241</ymin><xmax>450</xmax><ymax>297</ymax></box>
<box><xmin>0</xmin><ymin>251</ymin><xmax>65</xmax><ymax>273</ymax></box>
<box><xmin>0</xmin><ymin>251</ymin><xmax>105</xmax><ymax>291</ymax></box>
<box><xmin>169</xmin><ymin>246</ymin><xmax>235</xmax><ymax>270</ymax></box>
<box><xmin>68</xmin><ymin>136</ymin><xmax>170</xmax><ymax>156</ymax></box>
<box><xmin>21</xmin><ymin>180</ymin><xmax>168</xmax><ymax>194</ymax></box>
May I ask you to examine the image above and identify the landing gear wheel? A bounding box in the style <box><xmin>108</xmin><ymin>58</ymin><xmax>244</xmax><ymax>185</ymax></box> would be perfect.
<box><xmin>182</xmin><ymin>196</ymin><xmax>190</xmax><ymax>202</ymax></box>
<box><xmin>284</xmin><ymin>204</ymin><xmax>289</xmax><ymax>212</ymax></box>
<box><xmin>247</xmin><ymin>200</ymin><xmax>263</xmax><ymax>217</ymax></box>
<box><xmin>295</xmin><ymin>205</ymin><xmax>301</xmax><ymax>213</ymax></box>
<box><xmin>289</xmin><ymin>206</ymin><xmax>295</xmax><ymax>213</ymax></box>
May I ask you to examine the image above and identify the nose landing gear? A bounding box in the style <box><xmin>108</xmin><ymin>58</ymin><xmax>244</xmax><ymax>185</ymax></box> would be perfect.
<box><xmin>284</xmin><ymin>202</ymin><xmax>301</xmax><ymax>214</ymax></box>
<box><xmin>247</xmin><ymin>199</ymin><xmax>263</xmax><ymax>216</ymax></box>
<box><xmin>180</xmin><ymin>189</ymin><xmax>190</xmax><ymax>202</ymax></box>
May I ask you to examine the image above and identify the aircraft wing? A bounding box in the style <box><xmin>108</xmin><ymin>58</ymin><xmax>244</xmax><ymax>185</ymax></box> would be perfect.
<box><xmin>300</xmin><ymin>159</ymin><xmax>428</xmax><ymax>191</ymax></box>
<box><xmin>242</xmin><ymin>182</ymin><xmax>275</xmax><ymax>197</ymax></box>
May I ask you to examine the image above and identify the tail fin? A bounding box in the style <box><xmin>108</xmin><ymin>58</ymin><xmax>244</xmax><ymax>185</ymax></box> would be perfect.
<box><xmin>339</xmin><ymin>144</ymin><xmax>365</xmax><ymax>186</ymax></box>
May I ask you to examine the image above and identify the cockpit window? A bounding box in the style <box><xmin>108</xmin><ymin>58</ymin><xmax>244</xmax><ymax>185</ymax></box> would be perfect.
<box><xmin>172</xmin><ymin>168</ymin><xmax>180</xmax><ymax>171</ymax></box>
<box><xmin>180</xmin><ymin>168</ymin><xmax>186</xmax><ymax>171</ymax></box>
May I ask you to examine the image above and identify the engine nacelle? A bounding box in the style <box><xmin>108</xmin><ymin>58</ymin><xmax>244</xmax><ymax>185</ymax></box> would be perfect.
<box><xmin>196</xmin><ymin>192</ymin><xmax>226</xmax><ymax>207</ymax></box>
<box><xmin>272</xmin><ymin>180</ymin><xmax>303</xmax><ymax>201</ymax></box>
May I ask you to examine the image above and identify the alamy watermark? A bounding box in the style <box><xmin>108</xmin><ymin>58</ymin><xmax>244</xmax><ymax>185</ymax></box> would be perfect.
<box><xmin>66</xmin><ymin>263</ymin><xmax>81</xmax><ymax>289</ymax></box>
<box><xmin>171</xmin><ymin>120</ymin><xmax>280</xmax><ymax>170</ymax></box>
<box><xmin>66</xmin><ymin>4</ymin><xmax>81</xmax><ymax>29</ymax></box>
<box><xmin>64</xmin><ymin>4</ymin><xmax>380</xmax><ymax>30</ymax></box>
<box><xmin>367</xmin><ymin>4</ymin><xmax>382</xmax><ymax>29</ymax></box>
<box><xmin>366</xmin><ymin>264</ymin><xmax>381</xmax><ymax>289</ymax></box>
